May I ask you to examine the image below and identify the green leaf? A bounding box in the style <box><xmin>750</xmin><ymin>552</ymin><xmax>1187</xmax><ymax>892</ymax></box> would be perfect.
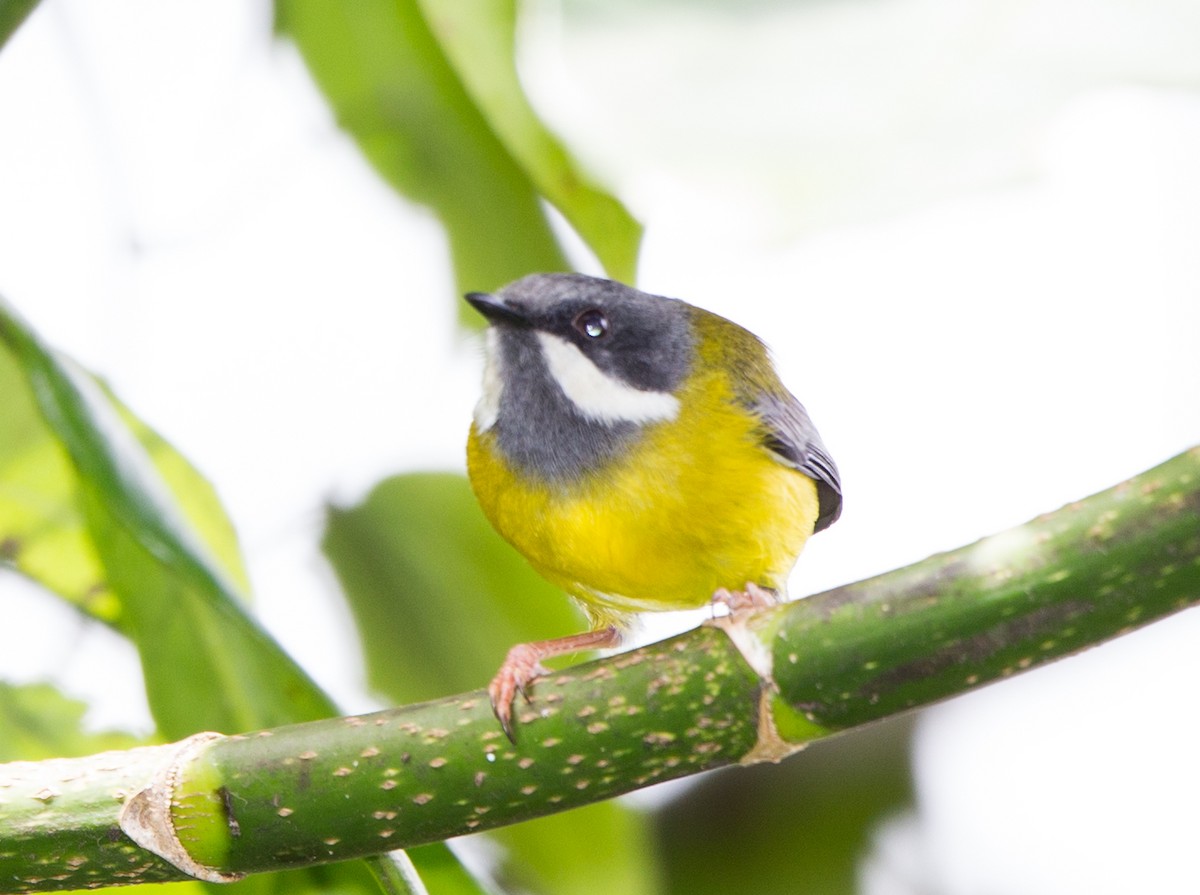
<box><xmin>491</xmin><ymin>804</ymin><xmax>661</xmax><ymax>895</ymax></box>
<box><xmin>322</xmin><ymin>472</ymin><xmax>582</xmax><ymax>702</ymax></box>
<box><xmin>655</xmin><ymin>716</ymin><xmax>915</xmax><ymax>895</ymax></box>
<box><xmin>274</xmin><ymin>0</ymin><xmax>640</xmax><ymax>318</ymax></box>
<box><xmin>0</xmin><ymin>304</ymin><xmax>482</xmax><ymax>892</ymax></box>
<box><xmin>0</xmin><ymin>681</ymin><xmax>143</xmax><ymax>762</ymax></box>
<box><xmin>0</xmin><ymin>332</ymin><xmax>250</xmax><ymax>631</ymax></box>
<box><xmin>0</xmin><ymin>301</ymin><xmax>331</xmax><ymax>739</ymax></box>
<box><xmin>0</xmin><ymin>0</ymin><xmax>39</xmax><ymax>52</ymax></box>
<box><xmin>107</xmin><ymin>388</ymin><xmax>252</xmax><ymax>598</ymax></box>
<box><xmin>416</xmin><ymin>0</ymin><xmax>642</xmax><ymax>284</ymax></box>
<box><xmin>405</xmin><ymin>846</ymin><xmax>503</xmax><ymax>895</ymax></box>
<box><xmin>0</xmin><ymin>339</ymin><xmax>117</xmax><ymax>623</ymax></box>
<box><xmin>275</xmin><ymin>0</ymin><xmax>567</xmax><ymax>305</ymax></box>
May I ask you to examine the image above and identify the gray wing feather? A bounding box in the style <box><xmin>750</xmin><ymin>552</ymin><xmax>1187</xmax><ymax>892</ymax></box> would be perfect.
<box><xmin>753</xmin><ymin>392</ymin><xmax>842</xmax><ymax>532</ymax></box>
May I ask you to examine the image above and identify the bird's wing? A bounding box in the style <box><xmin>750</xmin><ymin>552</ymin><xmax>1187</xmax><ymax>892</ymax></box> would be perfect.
<box><xmin>752</xmin><ymin>391</ymin><xmax>843</xmax><ymax>532</ymax></box>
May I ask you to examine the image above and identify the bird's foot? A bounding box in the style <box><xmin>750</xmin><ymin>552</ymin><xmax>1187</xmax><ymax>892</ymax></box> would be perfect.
<box><xmin>488</xmin><ymin>643</ymin><xmax>549</xmax><ymax>742</ymax></box>
<box><xmin>488</xmin><ymin>625</ymin><xmax>622</xmax><ymax>742</ymax></box>
<box><xmin>710</xmin><ymin>582</ymin><xmax>779</xmax><ymax>616</ymax></box>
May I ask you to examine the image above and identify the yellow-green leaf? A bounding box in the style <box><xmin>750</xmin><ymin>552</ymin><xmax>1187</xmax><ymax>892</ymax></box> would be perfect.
<box><xmin>418</xmin><ymin>0</ymin><xmax>642</xmax><ymax>284</ymax></box>
<box><xmin>0</xmin><ymin>300</ymin><xmax>330</xmax><ymax>737</ymax></box>
<box><xmin>0</xmin><ymin>301</ymin><xmax>481</xmax><ymax>894</ymax></box>
<box><xmin>274</xmin><ymin>0</ymin><xmax>640</xmax><ymax>320</ymax></box>
<box><xmin>0</xmin><ymin>0</ymin><xmax>40</xmax><ymax>52</ymax></box>
<box><xmin>0</xmin><ymin>681</ymin><xmax>143</xmax><ymax>762</ymax></box>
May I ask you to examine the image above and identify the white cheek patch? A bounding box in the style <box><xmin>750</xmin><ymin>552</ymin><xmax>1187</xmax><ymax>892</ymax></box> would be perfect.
<box><xmin>474</xmin><ymin>327</ymin><xmax>503</xmax><ymax>431</ymax></box>
<box><xmin>536</xmin><ymin>331</ymin><xmax>681</xmax><ymax>425</ymax></box>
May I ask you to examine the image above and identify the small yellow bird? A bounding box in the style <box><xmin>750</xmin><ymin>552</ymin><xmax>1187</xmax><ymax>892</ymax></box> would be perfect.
<box><xmin>466</xmin><ymin>273</ymin><xmax>841</xmax><ymax>736</ymax></box>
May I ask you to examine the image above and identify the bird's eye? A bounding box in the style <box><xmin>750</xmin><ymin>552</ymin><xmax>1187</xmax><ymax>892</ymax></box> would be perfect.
<box><xmin>573</xmin><ymin>309</ymin><xmax>609</xmax><ymax>339</ymax></box>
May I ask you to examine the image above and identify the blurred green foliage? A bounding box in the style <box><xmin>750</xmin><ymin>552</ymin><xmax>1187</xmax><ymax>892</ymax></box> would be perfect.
<box><xmin>658</xmin><ymin>717</ymin><xmax>915</xmax><ymax>895</ymax></box>
<box><xmin>0</xmin><ymin>302</ymin><xmax>484</xmax><ymax>895</ymax></box>
<box><xmin>0</xmin><ymin>0</ymin><xmax>38</xmax><ymax>51</ymax></box>
<box><xmin>324</xmin><ymin>473</ymin><xmax>661</xmax><ymax>895</ymax></box>
<box><xmin>323</xmin><ymin>473</ymin><xmax>582</xmax><ymax>702</ymax></box>
<box><xmin>0</xmin><ymin>682</ymin><xmax>142</xmax><ymax>763</ymax></box>
<box><xmin>0</xmin><ymin>303</ymin><xmax>331</xmax><ymax>738</ymax></box>
<box><xmin>276</xmin><ymin>0</ymin><xmax>641</xmax><ymax>321</ymax></box>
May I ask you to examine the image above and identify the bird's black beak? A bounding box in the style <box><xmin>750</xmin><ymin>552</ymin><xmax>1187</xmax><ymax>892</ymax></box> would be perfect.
<box><xmin>465</xmin><ymin>291</ymin><xmax>529</xmax><ymax>327</ymax></box>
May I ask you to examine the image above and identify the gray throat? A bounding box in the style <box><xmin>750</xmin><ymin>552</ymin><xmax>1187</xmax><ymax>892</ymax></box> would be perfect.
<box><xmin>491</xmin><ymin>331</ymin><xmax>639</xmax><ymax>486</ymax></box>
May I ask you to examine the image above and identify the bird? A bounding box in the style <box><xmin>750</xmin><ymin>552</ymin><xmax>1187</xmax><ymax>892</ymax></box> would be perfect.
<box><xmin>465</xmin><ymin>273</ymin><xmax>841</xmax><ymax>738</ymax></box>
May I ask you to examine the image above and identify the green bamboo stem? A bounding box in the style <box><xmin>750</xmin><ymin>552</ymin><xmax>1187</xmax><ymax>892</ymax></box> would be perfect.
<box><xmin>766</xmin><ymin>444</ymin><xmax>1200</xmax><ymax>735</ymax></box>
<box><xmin>2</xmin><ymin>447</ymin><xmax>1198</xmax><ymax>891</ymax></box>
<box><xmin>0</xmin><ymin>744</ymin><xmax>195</xmax><ymax>888</ymax></box>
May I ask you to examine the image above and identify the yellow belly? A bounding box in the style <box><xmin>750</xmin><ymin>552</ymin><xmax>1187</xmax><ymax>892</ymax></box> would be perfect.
<box><xmin>466</xmin><ymin>378</ymin><xmax>820</xmax><ymax>625</ymax></box>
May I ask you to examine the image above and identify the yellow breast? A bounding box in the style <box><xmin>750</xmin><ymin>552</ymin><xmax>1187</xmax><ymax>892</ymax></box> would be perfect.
<box><xmin>466</xmin><ymin>365</ymin><xmax>820</xmax><ymax>626</ymax></box>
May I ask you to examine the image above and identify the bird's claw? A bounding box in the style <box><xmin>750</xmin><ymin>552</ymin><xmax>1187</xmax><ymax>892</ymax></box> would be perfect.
<box><xmin>487</xmin><ymin>625</ymin><xmax>621</xmax><ymax>741</ymax></box>
<box><xmin>711</xmin><ymin>582</ymin><xmax>779</xmax><ymax>615</ymax></box>
<box><xmin>488</xmin><ymin>642</ymin><xmax>549</xmax><ymax>743</ymax></box>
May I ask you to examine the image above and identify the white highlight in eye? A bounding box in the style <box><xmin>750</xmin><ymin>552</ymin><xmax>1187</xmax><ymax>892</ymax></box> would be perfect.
<box><xmin>536</xmin><ymin>332</ymin><xmax>680</xmax><ymax>425</ymax></box>
<box><xmin>474</xmin><ymin>328</ymin><xmax>503</xmax><ymax>431</ymax></box>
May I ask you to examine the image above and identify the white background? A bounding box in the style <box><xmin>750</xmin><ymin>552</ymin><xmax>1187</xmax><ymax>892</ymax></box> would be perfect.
<box><xmin>1</xmin><ymin>1</ymin><xmax>1199</xmax><ymax>893</ymax></box>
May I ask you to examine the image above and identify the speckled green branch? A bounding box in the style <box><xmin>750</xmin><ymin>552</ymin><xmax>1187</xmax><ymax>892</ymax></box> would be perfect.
<box><xmin>3</xmin><ymin>447</ymin><xmax>1198</xmax><ymax>891</ymax></box>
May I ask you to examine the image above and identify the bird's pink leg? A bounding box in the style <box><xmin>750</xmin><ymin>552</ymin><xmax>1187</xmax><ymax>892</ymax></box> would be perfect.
<box><xmin>489</xmin><ymin>625</ymin><xmax>622</xmax><ymax>741</ymax></box>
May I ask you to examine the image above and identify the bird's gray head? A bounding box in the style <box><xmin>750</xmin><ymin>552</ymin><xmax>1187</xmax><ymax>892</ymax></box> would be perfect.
<box><xmin>467</xmin><ymin>273</ymin><xmax>695</xmax><ymax>483</ymax></box>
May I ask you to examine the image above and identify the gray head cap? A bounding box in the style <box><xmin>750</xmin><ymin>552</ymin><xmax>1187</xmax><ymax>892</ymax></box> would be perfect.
<box><xmin>467</xmin><ymin>274</ymin><xmax>697</xmax><ymax>482</ymax></box>
<box><xmin>477</xmin><ymin>273</ymin><xmax>695</xmax><ymax>393</ymax></box>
